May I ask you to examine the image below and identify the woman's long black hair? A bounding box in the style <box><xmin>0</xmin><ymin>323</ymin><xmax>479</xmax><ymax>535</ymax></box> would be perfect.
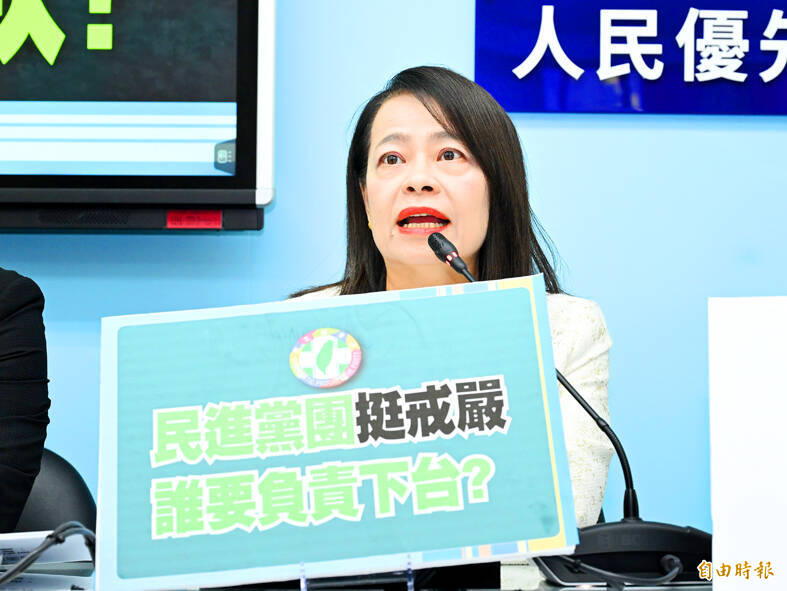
<box><xmin>293</xmin><ymin>66</ymin><xmax>561</xmax><ymax>297</ymax></box>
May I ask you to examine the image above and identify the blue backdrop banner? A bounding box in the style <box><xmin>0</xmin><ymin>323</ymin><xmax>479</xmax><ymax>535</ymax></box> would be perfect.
<box><xmin>475</xmin><ymin>1</ymin><xmax>787</xmax><ymax>114</ymax></box>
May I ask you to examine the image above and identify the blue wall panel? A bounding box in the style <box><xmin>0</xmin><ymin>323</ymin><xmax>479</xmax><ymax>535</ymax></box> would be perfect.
<box><xmin>2</xmin><ymin>0</ymin><xmax>785</xmax><ymax>536</ymax></box>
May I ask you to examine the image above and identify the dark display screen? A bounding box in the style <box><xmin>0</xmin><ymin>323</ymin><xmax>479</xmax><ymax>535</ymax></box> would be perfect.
<box><xmin>0</xmin><ymin>0</ymin><xmax>254</xmax><ymax>182</ymax></box>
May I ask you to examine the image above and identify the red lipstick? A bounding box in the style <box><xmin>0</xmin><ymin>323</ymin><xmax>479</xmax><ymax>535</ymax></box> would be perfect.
<box><xmin>396</xmin><ymin>206</ymin><xmax>451</xmax><ymax>235</ymax></box>
<box><xmin>396</xmin><ymin>206</ymin><xmax>450</xmax><ymax>223</ymax></box>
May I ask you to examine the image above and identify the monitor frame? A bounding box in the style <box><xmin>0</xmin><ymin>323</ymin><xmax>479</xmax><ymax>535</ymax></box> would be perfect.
<box><xmin>0</xmin><ymin>0</ymin><xmax>273</xmax><ymax>230</ymax></box>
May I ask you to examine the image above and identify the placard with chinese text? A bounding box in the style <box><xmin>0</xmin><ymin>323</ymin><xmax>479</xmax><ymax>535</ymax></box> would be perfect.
<box><xmin>96</xmin><ymin>275</ymin><xmax>577</xmax><ymax>591</ymax></box>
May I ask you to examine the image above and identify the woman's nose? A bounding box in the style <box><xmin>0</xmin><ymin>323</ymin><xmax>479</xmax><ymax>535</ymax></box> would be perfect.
<box><xmin>406</xmin><ymin>183</ymin><xmax>434</xmax><ymax>193</ymax></box>
<box><xmin>404</xmin><ymin>161</ymin><xmax>439</xmax><ymax>194</ymax></box>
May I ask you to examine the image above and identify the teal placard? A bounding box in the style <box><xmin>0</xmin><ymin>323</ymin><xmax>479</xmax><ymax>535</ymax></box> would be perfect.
<box><xmin>97</xmin><ymin>276</ymin><xmax>577</xmax><ymax>591</ymax></box>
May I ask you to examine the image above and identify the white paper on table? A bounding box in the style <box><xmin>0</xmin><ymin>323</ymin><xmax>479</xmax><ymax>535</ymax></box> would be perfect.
<box><xmin>708</xmin><ymin>296</ymin><xmax>787</xmax><ymax>588</ymax></box>
<box><xmin>0</xmin><ymin>573</ymin><xmax>92</xmax><ymax>591</ymax></box>
<box><xmin>0</xmin><ymin>531</ymin><xmax>92</xmax><ymax>566</ymax></box>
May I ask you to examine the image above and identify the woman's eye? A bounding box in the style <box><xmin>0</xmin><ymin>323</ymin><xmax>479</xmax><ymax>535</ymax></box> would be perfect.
<box><xmin>440</xmin><ymin>149</ymin><xmax>462</xmax><ymax>161</ymax></box>
<box><xmin>382</xmin><ymin>154</ymin><xmax>402</xmax><ymax>165</ymax></box>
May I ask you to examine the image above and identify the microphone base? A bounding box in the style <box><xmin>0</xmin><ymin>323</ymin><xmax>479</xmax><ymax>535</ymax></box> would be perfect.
<box><xmin>533</xmin><ymin>519</ymin><xmax>711</xmax><ymax>586</ymax></box>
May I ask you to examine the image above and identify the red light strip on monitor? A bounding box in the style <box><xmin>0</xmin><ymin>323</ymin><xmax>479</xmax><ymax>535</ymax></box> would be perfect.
<box><xmin>166</xmin><ymin>210</ymin><xmax>223</xmax><ymax>229</ymax></box>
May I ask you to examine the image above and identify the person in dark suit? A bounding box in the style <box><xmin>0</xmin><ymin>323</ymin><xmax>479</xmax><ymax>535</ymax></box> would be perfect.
<box><xmin>0</xmin><ymin>268</ymin><xmax>50</xmax><ymax>532</ymax></box>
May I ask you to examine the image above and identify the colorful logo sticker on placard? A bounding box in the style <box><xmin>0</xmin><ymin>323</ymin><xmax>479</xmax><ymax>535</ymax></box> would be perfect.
<box><xmin>289</xmin><ymin>328</ymin><xmax>362</xmax><ymax>388</ymax></box>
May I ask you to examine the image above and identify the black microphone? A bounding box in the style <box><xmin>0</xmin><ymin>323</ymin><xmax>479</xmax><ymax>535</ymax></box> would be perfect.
<box><xmin>427</xmin><ymin>232</ymin><xmax>640</xmax><ymax>516</ymax></box>
<box><xmin>427</xmin><ymin>232</ymin><xmax>476</xmax><ymax>282</ymax></box>
<box><xmin>427</xmin><ymin>231</ymin><xmax>711</xmax><ymax>587</ymax></box>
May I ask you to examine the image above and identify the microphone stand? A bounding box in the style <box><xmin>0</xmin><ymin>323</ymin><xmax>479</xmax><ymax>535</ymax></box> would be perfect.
<box><xmin>427</xmin><ymin>232</ymin><xmax>712</xmax><ymax>587</ymax></box>
<box><xmin>544</xmin><ymin>374</ymin><xmax>711</xmax><ymax>588</ymax></box>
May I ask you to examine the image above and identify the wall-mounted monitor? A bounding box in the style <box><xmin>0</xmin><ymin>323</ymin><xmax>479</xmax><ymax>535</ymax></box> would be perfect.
<box><xmin>0</xmin><ymin>0</ymin><xmax>272</xmax><ymax>230</ymax></box>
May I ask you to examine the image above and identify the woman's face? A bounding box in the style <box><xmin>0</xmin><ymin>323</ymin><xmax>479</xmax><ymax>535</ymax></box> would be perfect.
<box><xmin>362</xmin><ymin>93</ymin><xmax>489</xmax><ymax>273</ymax></box>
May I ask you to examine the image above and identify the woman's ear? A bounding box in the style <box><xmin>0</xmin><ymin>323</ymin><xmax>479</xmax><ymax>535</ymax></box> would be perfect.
<box><xmin>361</xmin><ymin>183</ymin><xmax>369</xmax><ymax>217</ymax></box>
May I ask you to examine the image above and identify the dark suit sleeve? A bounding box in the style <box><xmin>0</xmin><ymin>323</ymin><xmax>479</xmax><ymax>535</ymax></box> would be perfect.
<box><xmin>0</xmin><ymin>270</ymin><xmax>50</xmax><ymax>532</ymax></box>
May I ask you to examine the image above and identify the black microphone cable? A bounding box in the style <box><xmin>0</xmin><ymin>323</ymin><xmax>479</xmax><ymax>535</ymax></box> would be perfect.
<box><xmin>553</xmin><ymin>553</ymin><xmax>683</xmax><ymax>590</ymax></box>
<box><xmin>0</xmin><ymin>521</ymin><xmax>96</xmax><ymax>586</ymax></box>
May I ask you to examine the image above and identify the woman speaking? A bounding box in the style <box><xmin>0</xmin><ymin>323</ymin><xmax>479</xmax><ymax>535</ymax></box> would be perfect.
<box><xmin>294</xmin><ymin>66</ymin><xmax>614</xmax><ymax>584</ymax></box>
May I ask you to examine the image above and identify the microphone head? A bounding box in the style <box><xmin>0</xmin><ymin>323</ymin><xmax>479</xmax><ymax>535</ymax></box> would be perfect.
<box><xmin>427</xmin><ymin>232</ymin><xmax>457</xmax><ymax>262</ymax></box>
